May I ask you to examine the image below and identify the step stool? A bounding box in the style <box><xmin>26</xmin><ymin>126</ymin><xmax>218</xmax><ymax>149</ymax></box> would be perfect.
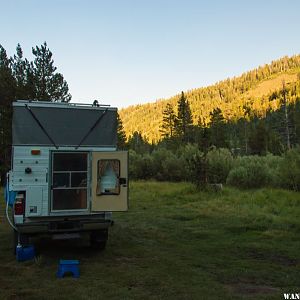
<box><xmin>57</xmin><ymin>260</ymin><xmax>80</xmax><ymax>278</ymax></box>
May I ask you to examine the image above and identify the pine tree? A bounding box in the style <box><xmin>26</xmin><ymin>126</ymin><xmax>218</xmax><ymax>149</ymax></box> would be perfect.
<box><xmin>117</xmin><ymin>112</ymin><xmax>127</xmax><ymax>149</ymax></box>
<box><xmin>194</xmin><ymin>117</ymin><xmax>210</xmax><ymax>152</ymax></box>
<box><xmin>159</xmin><ymin>103</ymin><xmax>176</xmax><ymax>138</ymax></box>
<box><xmin>242</xmin><ymin>104</ymin><xmax>252</xmax><ymax>154</ymax></box>
<box><xmin>248</xmin><ymin>120</ymin><xmax>268</xmax><ymax>155</ymax></box>
<box><xmin>209</xmin><ymin>108</ymin><xmax>227</xmax><ymax>148</ymax></box>
<box><xmin>0</xmin><ymin>45</ymin><xmax>16</xmax><ymax>184</ymax></box>
<box><xmin>127</xmin><ymin>131</ymin><xmax>151</xmax><ymax>154</ymax></box>
<box><xmin>281</xmin><ymin>80</ymin><xmax>291</xmax><ymax>149</ymax></box>
<box><xmin>175</xmin><ymin>91</ymin><xmax>193</xmax><ymax>141</ymax></box>
<box><xmin>12</xmin><ymin>44</ymin><xmax>35</xmax><ymax>99</ymax></box>
<box><xmin>12</xmin><ymin>44</ymin><xmax>26</xmax><ymax>91</ymax></box>
<box><xmin>32</xmin><ymin>42</ymin><xmax>71</xmax><ymax>102</ymax></box>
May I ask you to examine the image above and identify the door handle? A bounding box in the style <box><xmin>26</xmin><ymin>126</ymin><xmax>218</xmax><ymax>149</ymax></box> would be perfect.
<box><xmin>119</xmin><ymin>178</ymin><xmax>127</xmax><ymax>185</ymax></box>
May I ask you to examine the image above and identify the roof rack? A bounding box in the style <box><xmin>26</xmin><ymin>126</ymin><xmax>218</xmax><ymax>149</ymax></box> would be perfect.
<box><xmin>15</xmin><ymin>100</ymin><xmax>111</xmax><ymax>108</ymax></box>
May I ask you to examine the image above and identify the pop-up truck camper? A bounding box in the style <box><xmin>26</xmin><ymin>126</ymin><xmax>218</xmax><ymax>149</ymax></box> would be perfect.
<box><xmin>6</xmin><ymin>100</ymin><xmax>128</xmax><ymax>251</ymax></box>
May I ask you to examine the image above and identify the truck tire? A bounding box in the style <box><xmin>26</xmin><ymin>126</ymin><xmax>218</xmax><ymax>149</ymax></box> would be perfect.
<box><xmin>90</xmin><ymin>230</ymin><xmax>108</xmax><ymax>251</ymax></box>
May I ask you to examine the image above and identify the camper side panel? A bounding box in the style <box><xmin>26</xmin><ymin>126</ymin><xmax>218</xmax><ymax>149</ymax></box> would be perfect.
<box><xmin>10</xmin><ymin>146</ymin><xmax>49</xmax><ymax>217</ymax></box>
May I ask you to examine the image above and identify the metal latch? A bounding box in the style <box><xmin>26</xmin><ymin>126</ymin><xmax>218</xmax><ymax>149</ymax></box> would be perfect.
<box><xmin>119</xmin><ymin>177</ymin><xmax>127</xmax><ymax>185</ymax></box>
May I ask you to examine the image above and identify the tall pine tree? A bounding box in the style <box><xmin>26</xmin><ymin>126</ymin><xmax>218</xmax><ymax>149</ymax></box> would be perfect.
<box><xmin>12</xmin><ymin>44</ymin><xmax>35</xmax><ymax>99</ymax></box>
<box><xmin>32</xmin><ymin>42</ymin><xmax>71</xmax><ymax>102</ymax></box>
<box><xmin>248</xmin><ymin>119</ymin><xmax>268</xmax><ymax>155</ymax></box>
<box><xmin>209</xmin><ymin>108</ymin><xmax>227</xmax><ymax>148</ymax></box>
<box><xmin>175</xmin><ymin>91</ymin><xmax>193</xmax><ymax>142</ymax></box>
<box><xmin>117</xmin><ymin>112</ymin><xmax>127</xmax><ymax>149</ymax></box>
<box><xmin>160</xmin><ymin>103</ymin><xmax>176</xmax><ymax>138</ymax></box>
<box><xmin>0</xmin><ymin>45</ymin><xmax>16</xmax><ymax>184</ymax></box>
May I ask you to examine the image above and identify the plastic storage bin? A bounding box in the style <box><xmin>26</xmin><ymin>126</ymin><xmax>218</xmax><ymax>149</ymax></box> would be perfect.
<box><xmin>16</xmin><ymin>245</ymin><xmax>35</xmax><ymax>262</ymax></box>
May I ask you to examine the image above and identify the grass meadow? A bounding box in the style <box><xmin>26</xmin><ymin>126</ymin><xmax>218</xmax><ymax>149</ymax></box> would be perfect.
<box><xmin>0</xmin><ymin>181</ymin><xmax>300</xmax><ymax>299</ymax></box>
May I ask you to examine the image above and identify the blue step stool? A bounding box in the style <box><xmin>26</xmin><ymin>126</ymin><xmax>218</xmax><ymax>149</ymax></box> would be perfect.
<box><xmin>57</xmin><ymin>260</ymin><xmax>80</xmax><ymax>278</ymax></box>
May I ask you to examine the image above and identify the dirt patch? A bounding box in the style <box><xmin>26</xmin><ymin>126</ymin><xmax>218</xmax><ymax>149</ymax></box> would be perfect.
<box><xmin>227</xmin><ymin>283</ymin><xmax>279</xmax><ymax>296</ymax></box>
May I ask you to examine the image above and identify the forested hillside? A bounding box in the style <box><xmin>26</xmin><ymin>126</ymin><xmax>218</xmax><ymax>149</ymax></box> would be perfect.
<box><xmin>119</xmin><ymin>55</ymin><xmax>300</xmax><ymax>142</ymax></box>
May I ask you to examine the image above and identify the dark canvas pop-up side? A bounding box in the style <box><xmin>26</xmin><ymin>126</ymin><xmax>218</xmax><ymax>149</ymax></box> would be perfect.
<box><xmin>12</xmin><ymin>102</ymin><xmax>117</xmax><ymax>147</ymax></box>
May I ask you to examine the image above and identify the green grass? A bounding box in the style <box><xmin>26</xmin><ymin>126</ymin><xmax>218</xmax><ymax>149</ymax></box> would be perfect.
<box><xmin>0</xmin><ymin>182</ymin><xmax>300</xmax><ymax>299</ymax></box>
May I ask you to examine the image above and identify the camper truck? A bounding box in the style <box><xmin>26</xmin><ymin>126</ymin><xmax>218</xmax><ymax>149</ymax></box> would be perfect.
<box><xmin>7</xmin><ymin>100</ymin><xmax>128</xmax><ymax>250</ymax></box>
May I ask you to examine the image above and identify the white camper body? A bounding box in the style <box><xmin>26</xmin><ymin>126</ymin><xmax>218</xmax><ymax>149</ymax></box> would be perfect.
<box><xmin>8</xmin><ymin>100</ymin><xmax>128</xmax><ymax>249</ymax></box>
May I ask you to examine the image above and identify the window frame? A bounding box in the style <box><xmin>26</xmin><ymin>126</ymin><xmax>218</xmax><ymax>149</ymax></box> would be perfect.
<box><xmin>96</xmin><ymin>159</ymin><xmax>121</xmax><ymax>196</ymax></box>
<box><xmin>51</xmin><ymin>151</ymin><xmax>89</xmax><ymax>212</ymax></box>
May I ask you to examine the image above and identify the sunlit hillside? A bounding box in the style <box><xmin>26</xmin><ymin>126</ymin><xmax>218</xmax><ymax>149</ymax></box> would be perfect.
<box><xmin>119</xmin><ymin>55</ymin><xmax>300</xmax><ymax>142</ymax></box>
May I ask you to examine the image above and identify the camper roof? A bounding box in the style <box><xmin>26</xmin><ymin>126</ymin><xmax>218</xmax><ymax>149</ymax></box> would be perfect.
<box><xmin>14</xmin><ymin>99</ymin><xmax>113</xmax><ymax>109</ymax></box>
<box><xmin>12</xmin><ymin>100</ymin><xmax>118</xmax><ymax>147</ymax></box>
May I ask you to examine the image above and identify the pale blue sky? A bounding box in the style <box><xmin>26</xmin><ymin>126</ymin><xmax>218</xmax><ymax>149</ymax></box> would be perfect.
<box><xmin>1</xmin><ymin>0</ymin><xmax>300</xmax><ymax>108</ymax></box>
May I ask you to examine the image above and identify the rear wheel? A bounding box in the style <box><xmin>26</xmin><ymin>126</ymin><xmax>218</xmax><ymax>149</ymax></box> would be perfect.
<box><xmin>90</xmin><ymin>230</ymin><xmax>108</xmax><ymax>251</ymax></box>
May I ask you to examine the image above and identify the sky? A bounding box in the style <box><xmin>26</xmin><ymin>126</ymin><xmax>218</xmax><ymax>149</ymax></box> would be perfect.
<box><xmin>1</xmin><ymin>0</ymin><xmax>300</xmax><ymax>108</ymax></box>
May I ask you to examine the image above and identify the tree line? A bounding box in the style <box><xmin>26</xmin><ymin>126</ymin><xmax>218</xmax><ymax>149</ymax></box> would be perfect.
<box><xmin>121</xmin><ymin>81</ymin><xmax>300</xmax><ymax>156</ymax></box>
<box><xmin>118</xmin><ymin>84</ymin><xmax>300</xmax><ymax>189</ymax></box>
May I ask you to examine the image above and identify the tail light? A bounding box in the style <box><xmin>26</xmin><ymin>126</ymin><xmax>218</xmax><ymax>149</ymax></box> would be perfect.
<box><xmin>14</xmin><ymin>193</ymin><xmax>25</xmax><ymax>215</ymax></box>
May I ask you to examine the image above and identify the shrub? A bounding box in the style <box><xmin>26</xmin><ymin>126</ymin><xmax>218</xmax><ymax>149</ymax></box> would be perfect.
<box><xmin>128</xmin><ymin>150</ymin><xmax>141</xmax><ymax>179</ymax></box>
<box><xmin>185</xmin><ymin>151</ymin><xmax>208</xmax><ymax>189</ymax></box>
<box><xmin>178</xmin><ymin>143</ymin><xmax>203</xmax><ymax>179</ymax></box>
<box><xmin>151</xmin><ymin>148</ymin><xmax>172</xmax><ymax>180</ymax></box>
<box><xmin>279</xmin><ymin>147</ymin><xmax>300</xmax><ymax>191</ymax></box>
<box><xmin>206</xmin><ymin>148</ymin><xmax>233</xmax><ymax>184</ymax></box>
<box><xmin>262</xmin><ymin>153</ymin><xmax>283</xmax><ymax>187</ymax></box>
<box><xmin>162</xmin><ymin>154</ymin><xmax>186</xmax><ymax>181</ymax></box>
<box><xmin>225</xmin><ymin>166</ymin><xmax>248</xmax><ymax>188</ymax></box>
<box><xmin>139</xmin><ymin>154</ymin><xmax>154</xmax><ymax>179</ymax></box>
<box><xmin>151</xmin><ymin>148</ymin><xmax>186</xmax><ymax>181</ymax></box>
<box><xmin>227</xmin><ymin>155</ymin><xmax>273</xmax><ymax>189</ymax></box>
<box><xmin>129</xmin><ymin>150</ymin><xmax>154</xmax><ymax>179</ymax></box>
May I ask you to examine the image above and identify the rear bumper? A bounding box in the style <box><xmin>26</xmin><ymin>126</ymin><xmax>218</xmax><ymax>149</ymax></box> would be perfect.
<box><xmin>16</xmin><ymin>217</ymin><xmax>112</xmax><ymax>234</ymax></box>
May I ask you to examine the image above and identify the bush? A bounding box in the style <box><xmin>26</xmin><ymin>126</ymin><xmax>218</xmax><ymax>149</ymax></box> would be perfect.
<box><xmin>279</xmin><ymin>147</ymin><xmax>300</xmax><ymax>191</ymax></box>
<box><xmin>178</xmin><ymin>144</ymin><xmax>203</xmax><ymax>179</ymax></box>
<box><xmin>162</xmin><ymin>154</ymin><xmax>186</xmax><ymax>181</ymax></box>
<box><xmin>151</xmin><ymin>148</ymin><xmax>186</xmax><ymax>181</ymax></box>
<box><xmin>263</xmin><ymin>153</ymin><xmax>283</xmax><ymax>187</ymax></box>
<box><xmin>129</xmin><ymin>150</ymin><xmax>154</xmax><ymax>179</ymax></box>
<box><xmin>226</xmin><ymin>155</ymin><xmax>273</xmax><ymax>189</ymax></box>
<box><xmin>206</xmin><ymin>148</ymin><xmax>233</xmax><ymax>184</ymax></box>
<box><xmin>151</xmin><ymin>148</ymin><xmax>172</xmax><ymax>180</ymax></box>
<box><xmin>226</xmin><ymin>166</ymin><xmax>248</xmax><ymax>188</ymax></box>
<box><xmin>185</xmin><ymin>151</ymin><xmax>208</xmax><ymax>189</ymax></box>
<box><xmin>140</xmin><ymin>154</ymin><xmax>155</xmax><ymax>179</ymax></box>
<box><xmin>128</xmin><ymin>150</ymin><xmax>141</xmax><ymax>179</ymax></box>
<box><xmin>129</xmin><ymin>144</ymin><xmax>297</xmax><ymax>192</ymax></box>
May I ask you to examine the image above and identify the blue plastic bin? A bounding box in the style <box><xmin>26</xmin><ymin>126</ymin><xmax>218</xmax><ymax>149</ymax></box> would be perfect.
<box><xmin>16</xmin><ymin>245</ymin><xmax>35</xmax><ymax>262</ymax></box>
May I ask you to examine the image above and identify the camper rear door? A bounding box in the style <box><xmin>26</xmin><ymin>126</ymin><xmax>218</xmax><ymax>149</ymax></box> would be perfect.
<box><xmin>91</xmin><ymin>151</ymin><xmax>128</xmax><ymax>212</ymax></box>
